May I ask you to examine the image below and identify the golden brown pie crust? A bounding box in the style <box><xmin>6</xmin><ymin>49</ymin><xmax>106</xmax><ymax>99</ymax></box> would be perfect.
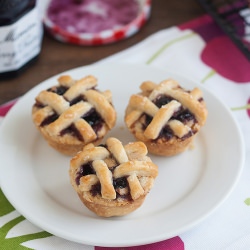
<box><xmin>32</xmin><ymin>75</ymin><xmax>116</xmax><ymax>155</ymax></box>
<box><xmin>124</xmin><ymin>79</ymin><xmax>208</xmax><ymax>156</ymax></box>
<box><xmin>69</xmin><ymin>137</ymin><xmax>158</xmax><ymax>217</ymax></box>
<box><xmin>78</xmin><ymin>192</ymin><xmax>146</xmax><ymax>217</ymax></box>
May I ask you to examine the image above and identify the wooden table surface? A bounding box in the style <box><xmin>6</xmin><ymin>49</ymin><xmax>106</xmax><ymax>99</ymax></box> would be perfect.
<box><xmin>0</xmin><ymin>0</ymin><xmax>206</xmax><ymax>105</ymax></box>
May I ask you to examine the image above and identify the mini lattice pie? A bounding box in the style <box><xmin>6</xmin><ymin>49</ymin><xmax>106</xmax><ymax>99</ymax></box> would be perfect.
<box><xmin>69</xmin><ymin>137</ymin><xmax>158</xmax><ymax>217</ymax></box>
<box><xmin>124</xmin><ymin>79</ymin><xmax>208</xmax><ymax>156</ymax></box>
<box><xmin>32</xmin><ymin>75</ymin><xmax>116</xmax><ymax>155</ymax></box>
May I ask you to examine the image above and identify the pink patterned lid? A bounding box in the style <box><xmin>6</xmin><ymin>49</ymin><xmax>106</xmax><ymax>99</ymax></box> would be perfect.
<box><xmin>43</xmin><ymin>0</ymin><xmax>151</xmax><ymax>45</ymax></box>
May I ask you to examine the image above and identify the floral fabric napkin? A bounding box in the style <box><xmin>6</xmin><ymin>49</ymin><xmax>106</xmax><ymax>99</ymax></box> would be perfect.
<box><xmin>1</xmin><ymin>14</ymin><xmax>250</xmax><ymax>250</ymax></box>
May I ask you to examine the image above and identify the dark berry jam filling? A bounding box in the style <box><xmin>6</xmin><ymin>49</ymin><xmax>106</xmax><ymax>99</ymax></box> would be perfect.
<box><xmin>153</xmin><ymin>94</ymin><xmax>174</xmax><ymax>108</ymax></box>
<box><xmin>158</xmin><ymin>125</ymin><xmax>174</xmax><ymax>141</ymax></box>
<box><xmin>82</xmin><ymin>108</ymin><xmax>104</xmax><ymax>133</ymax></box>
<box><xmin>48</xmin><ymin>86</ymin><xmax>68</xmax><ymax>95</ymax></box>
<box><xmin>143</xmin><ymin>94</ymin><xmax>197</xmax><ymax>140</ymax></box>
<box><xmin>90</xmin><ymin>183</ymin><xmax>101</xmax><ymax>196</ymax></box>
<box><xmin>37</xmin><ymin>85</ymin><xmax>104</xmax><ymax>139</ymax></box>
<box><xmin>69</xmin><ymin>95</ymin><xmax>86</xmax><ymax>106</ymax></box>
<box><xmin>34</xmin><ymin>101</ymin><xmax>45</xmax><ymax>109</ymax></box>
<box><xmin>40</xmin><ymin>113</ymin><xmax>59</xmax><ymax>127</ymax></box>
<box><xmin>176</xmin><ymin>110</ymin><xmax>196</xmax><ymax>124</ymax></box>
<box><xmin>60</xmin><ymin>123</ymin><xmax>83</xmax><ymax>141</ymax></box>
<box><xmin>113</xmin><ymin>177</ymin><xmax>128</xmax><ymax>189</ymax></box>
<box><xmin>75</xmin><ymin>162</ymin><xmax>95</xmax><ymax>185</ymax></box>
<box><xmin>76</xmin><ymin>160</ymin><xmax>131</xmax><ymax>199</ymax></box>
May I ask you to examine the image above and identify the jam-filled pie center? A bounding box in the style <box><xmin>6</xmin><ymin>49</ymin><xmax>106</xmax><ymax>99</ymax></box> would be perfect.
<box><xmin>32</xmin><ymin>75</ymin><xmax>116</xmax><ymax>144</ymax></box>
<box><xmin>142</xmin><ymin>94</ymin><xmax>197</xmax><ymax>141</ymax></box>
<box><xmin>75</xmin><ymin>155</ymin><xmax>132</xmax><ymax>200</ymax></box>
<box><xmin>70</xmin><ymin>138</ymin><xmax>158</xmax><ymax>202</ymax></box>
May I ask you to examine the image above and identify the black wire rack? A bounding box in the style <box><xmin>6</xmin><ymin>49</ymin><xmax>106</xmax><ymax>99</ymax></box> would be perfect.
<box><xmin>197</xmin><ymin>0</ymin><xmax>250</xmax><ymax>60</ymax></box>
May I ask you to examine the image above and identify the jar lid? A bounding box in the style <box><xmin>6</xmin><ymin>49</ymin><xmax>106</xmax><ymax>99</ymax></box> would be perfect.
<box><xmin>43</xmin><ymin>0</ymin><xmax>151</xmax><ymax>46</ymax></box>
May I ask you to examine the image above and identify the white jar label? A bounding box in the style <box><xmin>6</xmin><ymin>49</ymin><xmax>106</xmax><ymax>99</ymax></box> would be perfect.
<box><xmin>0</xmin><ymin>7</ymin><xmax>43</xmax><ymax>73</ymax></box>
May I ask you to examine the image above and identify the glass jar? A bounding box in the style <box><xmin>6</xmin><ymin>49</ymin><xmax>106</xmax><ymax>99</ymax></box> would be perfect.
<box><xmin>0</xmin><ymin>0</ymin><xmax>43</xmax><ymax>79</ymax></box>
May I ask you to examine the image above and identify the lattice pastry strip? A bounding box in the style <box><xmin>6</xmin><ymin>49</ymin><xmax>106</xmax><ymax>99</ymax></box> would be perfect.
<box><xmin>168</xmin><ymin>119</ymin><xmax>191</xmax><ymax>138</ymax></box>
<box><xmin>126</xmin><ymin>79</ymin><xmax>207</xmax><ymax>140</ymax></box>
<box><xmin>79</xmin><ymin>175</ymin><xmax>99</xmax><ymax>191</ymax></box>
<box><xmin>60</xmin><ymin>75</ymin><xmax>114</xmax><ymax>129</ymax></box>
<box><xmin>92</xmin><ymin>160</ymin><xmax>116</xmax><ymax>200</ymax></box>
<box><xmin>142</xmin><ymin>79</ymin><xmax>203</xmax><ymax>103</ymax></box>
<box><xmin>74</xmin><ymin>119</ymin><xmax>97</xmax><ymax>143</ymax></box>
<box><xmin>147</xmin><ymin>79</ymin><xmax>179</xmax><ymax>101</ymax></box>
<box><xmin>144</xmin><ymin>100</ymin><xmax>181</xmax><ymax>139</ymax></box>
<box><xmin>35</xmin><ymin>91</ymin><xmax>69</xmax><ymax>115</ymax></box>
<box><xmin>113</xmin><ymin>160</ymin><xmax>157</xmax><ymax>200</ymax></box>
<box><xmin>34</xmin><ymin>75</ymin><xmax>113</xmax><ymax>128</ymax></box>
<box><xmin>33</xmin><ymin>106</ymin><xmax>54</xmax><ymax>127</ymax></box>
<box><xmin>127</xmin><ymin>173</ymin><xmax>144</xmax><ymax>200</ymax></box>
<box><xmin>58</xmin><ymin>75</ymin><xmax>75</xmax><ymax>88</ymax></box>
<box><xmin>70</xmin><ymin>137</ymin><xmax>158</xmax><ymax>202</ymax></box>
<box><xmin>71</xmin><ymin>145</ymin><xmax>110</xmax><ymax>170</ymax></box>
<box><xmin>127</xmin><ymin>95</ymin><xmax>187</xmax><ymax>140</ymax></box>
<box><xmin>106</xmin><ymin>137</ymin><xmax>129</xmax><ymax>163</ymax></box>
<box><xmin>124</xmin><ymin>78</ymin><xmax>208</xmax><ymax>156</ymax></box>
<box><xmin>124</xmin><ymin>141</ymin><xmax>149</xmax><ymax>161</ymax></box>
<box><xmin>32</xmin><ymin>74</ymin><xmax>116</xmax><ymax>155</ymax></box>
<box><xmin>147</xmin><ymin>79</ymin><xmax>206</xmax><ymax>125</ymax></box>
<box><xmin>113</xmin><ymin>160</ymin><xmax>158</xmax><ymax>179</ymax></box>
<box><xmin>63</xmin><ymin>75</ymin><xmax>97</xmax><ymax>100</ymax></box>
<box><xmin>46</xmin><ymin>101</ymin><xmax>93</xmax><ymax>136</ymax></box>
<box><xmin>84</xmin><ymin>89</ymin><xmax>116</xmax><ymax>129</ymax></box>
<box><xmin>161</xmin><ymin>87</ymin><xmax>206</xmax><ymax>125</ymax></box>
<box><xmin>125</xmin><ymin>95</ymin><xmax>158</xmax><ymax>128</ymax></box>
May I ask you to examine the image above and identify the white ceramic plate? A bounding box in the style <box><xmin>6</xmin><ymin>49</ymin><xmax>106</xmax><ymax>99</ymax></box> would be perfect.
<box><xmin>0</xmin><ymin>63</ymin><xmax>244</xmax><ymax>247</ymax></box>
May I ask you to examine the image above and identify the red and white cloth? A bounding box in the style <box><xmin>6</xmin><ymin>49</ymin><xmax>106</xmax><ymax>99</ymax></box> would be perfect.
<box><xmin>1</xmin><ymin>14</ymin><xmax>250</xmax><ymax>250</ymax></box>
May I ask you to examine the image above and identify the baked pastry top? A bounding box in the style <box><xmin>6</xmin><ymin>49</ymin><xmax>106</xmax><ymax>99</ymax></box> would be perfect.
<box><xmin>125</xmin><ymin>79</ymin><xmax>208</xmax><ymax>156</ymax></box>
<box><xmin>32</xmin><ymin>75</ymin><xmax>116</xmax><ymax>155</ymax></box>
<box><xmin>69</xmin><ymin>137</ymin><xmax>158</xmax><ymax>217</ymax></box>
